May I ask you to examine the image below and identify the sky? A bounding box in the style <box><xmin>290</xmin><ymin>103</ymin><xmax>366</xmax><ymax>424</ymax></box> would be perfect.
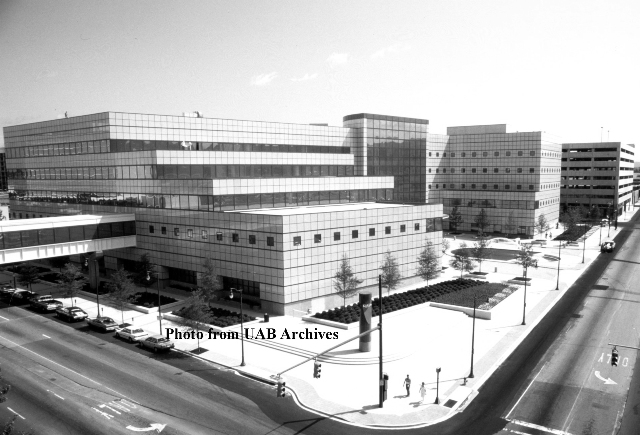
<box><xmin>1</xmin><ymin>0</ymin><xmax>639</xmax><ymax>149</ymax></box>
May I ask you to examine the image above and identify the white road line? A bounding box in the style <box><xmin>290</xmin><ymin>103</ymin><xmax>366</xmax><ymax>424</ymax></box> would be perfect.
<box><xmin>7</xmin><ymin>407</ymin><xmax>25</xmax><ymax>419</ymax></box>
<box><xmin>510</xmin><ymin>419</ymin><xmax>574</xmax><ymax>435</ymax></box>
<box><xmin>42</xmin><ymin>334</ymin><xmax>50</xmax><ymax>338</ymax></box>
<box><xmin>0</xmin><ymin>315</ymin><xmax>10</xmax><ymax>321</ymax></box>
<box><xmin>506</xmin><ymin>362</ymin><xmax>547</xmax><ymax>419</ymax></box>
<box><xmin>46</xmin><ymin>389</ymin><xmax>65</xmax><ymax>400</ymax></box>
<box><xmin>508</xmin><ymin>430</ymin><xmax>531</xmax><ymax>435</ymax></box>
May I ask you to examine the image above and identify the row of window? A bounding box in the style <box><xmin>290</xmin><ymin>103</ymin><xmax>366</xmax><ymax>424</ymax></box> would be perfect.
<box><xmin>443</xmin><ymin>198</ymin><xmax>537</xmax><ymax>210</ymax></box>
<box><xmin>428</xmin><ymin>150</ymin><xmax>543</xmax><ymax>158</ymax></box>
<box><xmin>5</xmin><ymin>139</ymin><xmax>351</xmax><ymax>159</ymax></box>
<box><xmin>561</xmin><ymin>166</ymin><xmax>632</xmax><ymax>172</ymax></box>
<box><xmin>430</xmin><ymin>183</ymin><xmax>559</xmax><ymax>191</ymax></box>
<box><xmin>8</xmin><ymin>164</ymin><xmax>357</xmax><ymax>181</ymax></box>
<box><xmin>429</xmin><ymin>167</ymin><xmax>559</xmax><ymax>174</ymax></box>
<box><xmin>9</xmin><ymin>188</ymin><xmax>395</xmax><ymax>211</ymax></box>
<box><xmin>562</xmin><ymin>157</ymin><xmax>619</xmax><ymax>162</ymax></box>
<box><xmin>0</xmin><ymin>221</ymin><xmax>136</xmax><ymax>250</ymax></box>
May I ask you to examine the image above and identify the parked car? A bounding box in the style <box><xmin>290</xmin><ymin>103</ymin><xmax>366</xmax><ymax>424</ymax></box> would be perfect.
<box><xmin>601</xmin><ymin>241</ymin><xmax>616</xmax><ymax>253</ymax></box>
<box><xmin>10</xmin><ymin>290</ymin><xmax>39</xmax><ymax>304</ymax></box>
<box><xmin>86</xmin><ymin>316</ymin><xmax>118</xmax><ymax>332</ymax></box>
<box><xmin>601</xmin><ymin>219</ymin><xmax>608</xmax><ymax>227</ymax></box>
<box><xmin>138</xmin><ymin>335</ymin><xmax>174</xmax><ymax>352</ymax></box>
<box><xmin>56</xmin><ymin>306</ymin><xmax>89</xmax><ymax>322</ymax></box>
<box><xmin>30</xmin><ymin>295</ymin><xmax>64</xmax><ymax>312</ymax></box>
<box><xmin>0</xmin><ymin>287</ymin><xmax>18</xmax><ymax>299</ymax></box>
<box><xmin>115</xmin><ymin>326</ymin><xmax>149</xmax><ymax>343</ymax></box>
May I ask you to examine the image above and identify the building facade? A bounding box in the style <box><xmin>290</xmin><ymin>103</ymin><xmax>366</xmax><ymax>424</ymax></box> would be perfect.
<box><xmin>427</xmin><ymin>125</ymin><xmax>562</xmax><ymax>237</ymax></box>
<box><xmin>3</xmin><ymin>112</ymin><xmax>442</xmax><ymax>314</ymax></box>
<box><xmin>560</xmin><ymin>142</ymin><xmax>635</xmax><ymax>218</ymax></box>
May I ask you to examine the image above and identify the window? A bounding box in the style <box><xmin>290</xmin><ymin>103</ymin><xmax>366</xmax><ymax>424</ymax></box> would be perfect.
<box><xmin>267</xmin><ymin>236</ymin><xmax>275</xmax><ymax>246</ymax></box>
<box><xmin>436</xmin><ymin>169</ymin><xmax>439</xmax><ymax>173</ymax></box>
<box><xmin>435</xmin><ymin>184</ymin><xmax>439</xmax><ymax>188</ymax></box>
<box><xmin>400</xmin><ymin>225</ymin><xmax>406</xmax><ymax>232</ymax></box>
<box><xmin>494</xmin><ymin>151</ymin><xmax>500</xmax><ymax>157</ymax></box>
<box><xmin>428</xmin><ymin>169</ymin><xmax>431</xmax><ymax>173</ymax></box>
<box><xmin>530</xmin><ymin>151</ymin><xmax>535</xmax><ymax>156</ymax></box>
<box><xmin>472</xmin><ymin>168</ymin><xmax>477</xmax><ymax>173</ymax></box>
<box><xmin>428</xmin><ymin>185</ymin><xmax>432</xmax><ymax>189</ymax></box>
<box><xmin>385</xmin><ymin>226</ymin><xmax>391</xmax><ymax>234</ymax></box>
<box><xmin>233</xmin><ymin>233</ymin><xmax>240</xmax><ymax>242</ymax></box>
<box><xmin>216</xmin><ymin>232</ymin><xmax>222</xmax><ymax>241</ymax></box>
<box><xmin>334</xmin><ymin>232</ymin><xmax>341</xmax><ymax>241</ymax></box>
<box><xmin>369</xmin><ymin>228</ymin><xmax>375</xmax><ymax>236</ymax></box>
<box><xmin>451</xmin><ymin>152</ymin><xmax>456</xmax><ymax>157</ymax></box>
<box><xmin>494</xmin><ymin>168</ymin><xmax>499</xmax><ymax>173</ymax></box>
<box><xmin>517</xmin><ymin>185</ymin><xmax>522</xmax><ymax>190</ymax></box>
<box><xmin>529</xmin><ymin>185</ymin><xmax>534</xmax><ymax>190</ymax></box>
<box><xmin>201</xmin><ymin>230</ymin><xmax>208</xmax><ymax>239</ymax></box>
<box><xmin>518</xmin><ymin>151</ymin><xmax>523</xmax><ymax>156</ymax></box>
<box><xmin>482</xmin><ymin>151</ymin><xmax>488</xmax><ymax>157</ymax></box>
<box><xmin>505</xmin><ymin>184</ymin><xmax>510</xmax><ymax>189</ymax></box>
<box><xmin>314</xmin><ymin>234</ymin><xmax>321</xmax><ymax>243</ymax></box>
<box><xmin>352</xmin><ymin>230</ymin><xmax>358</xmax><ymax>239</ymax></box>
<box><xmin>506</xmin><ymin>151</ymin><xmax>511</xmax><ymax>157</ymax></box>
<box><xmin>174</xmin><ymin>228</ymin><xmax>179</xmax><ymax>236</ymax></box>
<box><xmin>293</xmin><ymin>236</ymin><xmax>301</xmax><ymax>246</ymax></box>
<box><xmin>472</xmin><ymin>152</ymin><xmax>477</xmax><ymax>157</ymax></box>
<box><xmin>443</xmin><ymin>169</ymin><xmax>446</xmax><ymax>173</ymax></box>
<box><xmin>505</xmin><ymin>168</ymin><xmax>511</xmax><ymax>173</ymax></box>
<box><xmin>436</xmin><ymin>152</ymin><xmax>439</xmax><ymax>157</ymax></box>
<box><xmin>517</xmin><ymin>168</ymin><xmax>523</xmax><ymax>173</ymax></box>
<box><xmin>249</xmin><ymin>235</ymin><xmax>256</xmax><ymax>244</ymax></box>
<box><xmin>429</xmin><ymin>152</ymin><xmax>432</xmax><ymax>156</ymax></box>
<box><xmin>461</xmin><ymin>183</ymin><xmax>466</xmax><ymax>189</ymax></box>
<box><xmin>471</xmin><ymin>184</ymin><xmax>476</xmax><ymax>189</ymax></box>
<box><xmin>161</xmin><ymin>226</ymin><xmax>166</xmax><ymax>235</ymax></box>
<box><xmin>482</xmin><ymin>184</ymin><xmax>487</xmax><ymax>189</ymax></box>
<box><xmin>451</xmin><ymin>168</ymin><xmax>455</xmax><ymax>173</ymax></box>
<box><xmin>462</xmin><ymin>152</ymin><xmax>466</xmax><ymax>157</ymax></box>
<box><xmin>414</xmin><ymin>223</ymin><xmax>420</xmax><ymax>231</ymax></box>
<box><xmin>187</xmin><ymin>229</ymin><xmax>193</xmax><ymax>238</ymax></box>
<box><xmin>461</xmin><ymin>168</ymin><xmax>466</xmax><ymax>173</ymax></box>
<box><xmin>494</xmin><ymin>184</ymin><xmax>499</xmax><ymax>189</ymax></box>
<box><xmin>529</xmin><ymin>168</ymin><xmax>535</xmax><ymax>173</ymax></box>
<box><xmin>482</xmin><ymin>168</ymin><xmax>488</xmax><ymax>173</ymax></box>
<box><xmin>149</xmin><ymin>225</ymin><xmax>154</xmax><ymax>234</ymax></box>
<box><xmin>443</xmin><ymin>152</ymin><xmax>447</xmax><ymax>157</ymax></box>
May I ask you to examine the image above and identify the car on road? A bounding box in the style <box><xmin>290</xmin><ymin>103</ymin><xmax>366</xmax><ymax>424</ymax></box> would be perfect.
<box><xmin>86</xmin><ymin>316</ymin><xmax>118</xmax><ymax>332</ymax></box>
<box><xmin>0</xmin><ymin>286</ymin><xmax>18</xmax><ymax>299</ymax></box>
<box><xmin>56</xmin><ymin>306</ymin><xmax>89</xmax><ymax>322</ymax></box>
<box><xmin>138</xmin><ymin>335</ymin><xmax>174</xmax><ymax>352</ymax></box>
<box><xmin>115</xmin><ymin>326</ymin><xmax>149</xmax><ymax>343</ymax></box>
<box><xmin>601</xmin><ymin>241</ymin><xmax>616</xmax><ymax>253</ymax></box>
<box><xmin>10</xmin><ymin>290</ymin><xmax>39</xmax><ymax>303</ymax></box>
<box><xmin>29</xmin><ymin>295</ymin><xmax>63</xmax><ymax>312</ymax></box>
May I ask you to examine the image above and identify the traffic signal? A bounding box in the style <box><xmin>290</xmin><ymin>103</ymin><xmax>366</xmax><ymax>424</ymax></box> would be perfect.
<box><xmin>313</xmin><ymin>361</ymin><xmax>322</xmax><ymax>379</ymax></box>
<box><xmin>611</xmin><ymin>349</ymin><xmax>619</xmax><ymax>367</ymax></box>
<box><xmin>277</xmin><ymin>381</ymin><xmax>286</xmax><ymax>397</ymax></box>
<box><xmin>383</xmin><ymin>373</ymin><xmax>389</xmax><ymax>402</ymax></box>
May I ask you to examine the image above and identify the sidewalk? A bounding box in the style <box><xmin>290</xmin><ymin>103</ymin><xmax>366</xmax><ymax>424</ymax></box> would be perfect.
<box><xmin>2</xmin><ymin>204</ymin><xmax>637</xmax><ymax>428</ymax></box>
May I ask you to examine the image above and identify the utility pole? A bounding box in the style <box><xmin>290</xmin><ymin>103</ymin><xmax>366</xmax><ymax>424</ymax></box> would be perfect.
<box><xmin>469</xmin><ymin>294</ymin><xmax>476</xmax><ymax>378</ymax></box>
<box><xmin>379</xmin><ymin>275</ymin><xmax>384</xmax><ymax>408</ymax></box>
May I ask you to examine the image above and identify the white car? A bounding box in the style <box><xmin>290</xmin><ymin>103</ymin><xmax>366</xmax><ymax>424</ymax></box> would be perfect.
<box><xmin>115</xmin><ymin>326</ymin><xmax>149</xmax><ymax>343</ymax></box>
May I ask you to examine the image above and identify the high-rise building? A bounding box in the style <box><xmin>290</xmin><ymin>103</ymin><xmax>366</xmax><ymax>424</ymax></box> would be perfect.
<box><xmin>427</xmin><ymin>125</ymin><xmax>562</xmax><ymax>237</ymax></box>
<box><xmin>3</xmin><ymin>112</ymin><xmax>442</xmax><ymax>314</ymax></box>
<box><xmin>561</xmin><ymin>142</ymin><xmax>635</xmax><ymax>218</ymax></box>
<box><xmin>0</xmin><ymin>151</ymin><xmax>7</xmax><ymax>191</ymax></box>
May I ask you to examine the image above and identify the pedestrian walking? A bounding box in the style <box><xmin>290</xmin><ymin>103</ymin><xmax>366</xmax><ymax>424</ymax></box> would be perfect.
<box><xmin>545</xmin><ymin>232</ymin><xmax>548</xmax><ymax>239</ymax></box>
<box><xmin>419</xmin><ymin>382</ymin><xmax>426</xmax><ymax>402</ymax></box>
<box><xmin>403</xmin><ymin>375</ymin><xmax>411</xmax><ymax>396</ymax></box>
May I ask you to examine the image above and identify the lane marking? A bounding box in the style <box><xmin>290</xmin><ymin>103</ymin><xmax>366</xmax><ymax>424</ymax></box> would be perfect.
<box><xmin>508</xmin><ymin>430</ymin><xmax>531</xmax><ymax>435</ymax></box>
<box><xmin>0</xmin><ymin>315</ymin><xmax>10</xmax><ymax>321</ymax></box>
<box><xmin>594</xmin><ymin>370</ymin><xmax>617</xmax><ymax>384</ymax></box>
<box><xmin>0</xmin><ymin>333</ymin><xmax>138</xmax><ymax>403</ymax></box>
<box><xmin>7</xmin><ymin>407</ymin><xmax>25</xmax><ymax>419</ymax></box>
<box><xmin>506</xmin><ymin>362</ymin><xmax>547</xmax><ymax>419</ymax></box>
<box><xmin>42</xmin><ymin>334</ymin><xmax>51</xmax><ymax>339</ymax></box>
<box><xmin>47</xmin><ymin>389</ymin><xmax>65</xmax><ymax>400</ymax></box>
<box><xmin>510</xmin><ymin>419</ymin><xmax>574</xmax><ymax>435</ymax></box>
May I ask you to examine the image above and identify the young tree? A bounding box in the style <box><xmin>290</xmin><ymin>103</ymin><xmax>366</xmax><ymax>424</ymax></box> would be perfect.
<box><xmin>515</xmin><ymin>244</ymin><xmax>538</xmax><ymax>273</ymax></box>
<box><xmin>441</xmin><ymin>238</ymin><xmax>450</xmax><ymax>258</ymax></box>
<box><xmin>449</xmin><ymin>206</ymin><xmax>463</xmax><ymax>232</ymax></box>
<box><xmin>135</xmin><ymin>253</ymin><xmax>155</xmax><ymax>291</ymax></box>
<box><xmin>505</xmin><ymin>211</ymin><xmax>517</xmax><ymax>237</ymax></box>
<box><xmin>416</xmin><ymin>242</ymin><xmax>440</xmax><ymax>288</ymax></box>
<box><xmin>198</xmin><ymin>257</ymin><xmax>223</xmax><ymax>307</ymax></box>
<box><xmin>49</xmin><ymin>255</ymin><xmax>70</xmax><ymax>273</ymax></box>
<box><xmin>379</xmin><ymin>251</ymin><xmax>401</xmax><ymax>296</ymax></box>
<box><xmin>105</xmin><ymin>268</ymin><xmax>137</xmax><ymax>323</ymax></box>
<box><xmin>473</xmin><ymin>208</ymin><xmax>491</xmax><ymax>237</ymax></box>
<box><xmin>536</xmin><ymin>214</ymin><xmax>550</xmax><ymax>237</ymax></box>
<box><xmin>178</xmin><ymin>289</ymin><xmax>212</xmax><ymax>352</ymax></box>
<box><xmin>470</xmin><ymin>238</ymin><xmax>489</xmax><ymax>273</ymax></box>
<box><xmin>17</xmin><ymin>265</ymin><xmax>40</xmax><ymax>291</ymax></box>
<box><xmin>449</xmin><ymin>242</ymin><xmax>475</xmax><ymax>278</ymax></box>
<box><xmin>56</xmin><ymin>263</ymin><xmax>88</xmax><ymax>305</ymax></box>
<box><xmin>334</xmin><ymin>255</ymin><xmax>363</xmax><ymax>308</ymax></box>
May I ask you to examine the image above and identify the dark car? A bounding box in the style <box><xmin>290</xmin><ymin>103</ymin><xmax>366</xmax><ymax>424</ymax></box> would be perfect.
<box><xmin>139</xmin><ymin>335</ymin><xmax>174</xmax><ymax>352</ymax></box>
<box><xmin>86</xmin><ymin>316</ymin><xmax>118</xmax><ymax>332</ymax></box>
<box><xmin>10</xmin><ymin>290</ymin><xmax>39</xmax><ymax>304</ymax></box>
<box><xmin>601</xmin><ymin>241</ymin><xmax>615</xmax><ymax>253</ymax></box>
<box><xmin>56</xmin><ymin>306</ymin><xmax>89</xmax><ymax>322</ymax></box>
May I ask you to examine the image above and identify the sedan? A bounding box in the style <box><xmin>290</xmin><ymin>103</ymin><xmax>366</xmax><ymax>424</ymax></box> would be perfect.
<box><xmin>86</xmin><ymin>316</ymin><xmax>118</xmax><ymax>332</ymax></box>
<box><xmin>9</xmin><ymin>290</ymin><xmax>38</xmax><ymax>304</ymax></box>
<box><xmin>56</xmin><ymin>306</ymin><xmax>89</xmax><ymax>322</ymax></box>
<box><xmin>139</xmin><ymin>335</ymin><xmax>175</xmax><ymax>352</ymax></box>
<box><xmin>115</xmin><ymin>326</ymin><xmax>149</xmax><ymax>343</ymax></box>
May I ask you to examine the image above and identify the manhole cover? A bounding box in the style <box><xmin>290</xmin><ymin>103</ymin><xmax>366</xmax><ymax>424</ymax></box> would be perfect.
<box><xmin>443</xmin><ymin>399</ymin><xmax>457</xmax><ymax>408</ymax></box>
<box><xmin>593</xmin><ymin>285</ymin><xmax>609</xmax><ymax>290</ymax></box>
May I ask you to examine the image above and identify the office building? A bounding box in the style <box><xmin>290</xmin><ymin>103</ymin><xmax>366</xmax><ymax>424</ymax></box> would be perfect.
<box><xmin>427</xmin><ymin>125</ymin><xmax>562</xmax><ymax>237</ymax></box>
<box><xmin>560</xmin><ymin>142</ymin><xmax>635</xmax><ymax>218</ymax></box>
<box><xmin>3</xmin><ymin>112</ymin><xmax>442</xmax><ymax>314</ymax></box>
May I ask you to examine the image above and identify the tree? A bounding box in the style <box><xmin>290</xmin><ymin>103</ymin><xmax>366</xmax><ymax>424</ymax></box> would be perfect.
<box><xmin>17</xmin><ymin>265</ymin><xmax>40</xmax><ymax>291</ymax></box>
<box><xmin>135</xmin><ymin>253</ymin><xmax>156</xmax><ymax>291</ymax></box>
<box><xmin>588</xmin><ymin>205</ymin><xmax>602</xmax><ymax>222</ymax></box>
<box><xmin>470</xmin><ymin>238</ymin><xmax>489</xmax><ymax>273</ymax></box>
<box><xmin>333</xmin><ymin>255</ymin><xmax>363</xmax><ymax>308</ymax></box>
<box><xmin>178</xmin><ymin>289</ymin><xmax>212</xmax><ymax>352</ymax></box>
<box><xmin>416</xmin><ymin>242</ymin><xmax>440</xmax><ymax>288</ymax></box>
<box><xmin>473</xmin><ymin>208</ymin><xmax>491</xmax><ymax>237</ymax></box>
<box><xmin>505</xmin><ymin>211</ymin><xmax>517</xmax><ymax>237</ymax></box>
<box><xmin>536</xmin><ymin>214</ymin><xmax>550</xmax><ymax>237</ymax></box>
<box><xmin>515</xmin><ymin>244</ymin><xmax>538</xmax><ymax>273</ymax></box>
<box><xmin>49</xmin><ymin>255</ymin><xmax>70</xmax><ymax>272</ymax></box>
<box><xmin>56</xmin><ymin>263</ymin><xmax>87</xmax><ymax>305</ymax></box>
<box><xmin>380</xmin><ymin>251</ymin><xmax>401</xmax><ymax>296</ymax></box>
<box><xmin>198</xmin><ymin>257</ymin><xmax>223</xmax><ymax>307</ymax></box>
<box><xmin>449</xmin><ymin>206</ymin><xmax>463</xmax><ymax>232</ymax></box>
<box><xmin>105</xmin><ymin>268</ymin><xmax>137</xmax><ymax>323</ymax></box>
<box><xmin>441</xmin><ymin>238</ymin><xmax>450</xmax><ymax>257</ymax></box>
<box><xmin>449</xmin><ymin>242</ymin><xmax>475</xmax><ymax>278</ymax></box>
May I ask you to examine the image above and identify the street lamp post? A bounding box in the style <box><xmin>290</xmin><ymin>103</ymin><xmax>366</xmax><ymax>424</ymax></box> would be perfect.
<box><xmin>86</xmin><ymin>258</ymin><xmax>100</xmax><ymax>315</ymax></box>
<box><xmin>521</xmin><ymin>259</ymin><xmax>538</xmax><ymax>326</ymax></box>
<box><xmin>435</xmin><ymin>367</ymin><xmax>441</xmax><ymax>405</ymax></box>
<box><xmin>230</xmin><ymin>287</ymin><xmax>246</xmax><ymax>366</ymax></box>
<box><xmin>556</xmin><ymin>241</ymin><xmax>563</xmax><ymax>290</ymax></box>
<box><xmin>147</xmin><ymin>271</ymin><xmax>162</xmax><ymax>334</ymax></box>
<box><xmin>582</xmin><ymin>232</ymin><xmax>586</xmax><ymax>264</ymax></box>
<box><xmin>468</xmin><ymin>294</ymin><xmax>476</xmax><ymax>378</ymax></box>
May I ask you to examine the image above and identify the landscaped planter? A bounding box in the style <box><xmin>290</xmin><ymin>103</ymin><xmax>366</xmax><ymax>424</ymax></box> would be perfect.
<box><xmin>507</xmin><ymin>277</ymin><xmax>532</xmax><ymax>285</ymax></box>
<box><xmin>430</xmin><ymin>302</ymin><xmax>492</xmax><ymax>320</ymax></box>
<box><xmin>171</xmin><ymin>306</ymin><xmax>257</xmax><ymax>329</ymax></box>
<box><xmin>163</xmin><ymin>312</ymin><xmax>262</xmax><ymax>333</ymax></box>
<box><xmin>76</xmin><ymin>290</ymin><xmax>186</xmax><ymax>314</ymax></box>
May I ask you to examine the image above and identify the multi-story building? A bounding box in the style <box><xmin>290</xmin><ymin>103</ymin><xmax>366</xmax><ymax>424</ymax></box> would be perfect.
<box><xmin>560</xmin><ymin>142</ymin><xmax>635</xmax><ymax>218</ymax></box>
<box><xmin>3</xmin><ymin>112</ymin><xmax>442</xmax><ymax>315</ymax></box>
<box><xmin>427</xmin><ymin>125</ymin><xmax>562</xmax><ymax>237</ymax></box>
<box><xmin>0</xmin><ymin>151</ymin><xmax>7</xmax><ymax>191</ymax></box>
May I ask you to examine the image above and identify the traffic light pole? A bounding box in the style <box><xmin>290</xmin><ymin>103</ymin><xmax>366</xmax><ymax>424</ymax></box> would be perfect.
<box><xmin>607</xmin><ymin>342</ymin><xmax>640</xmax><ymax>350</ymax></box>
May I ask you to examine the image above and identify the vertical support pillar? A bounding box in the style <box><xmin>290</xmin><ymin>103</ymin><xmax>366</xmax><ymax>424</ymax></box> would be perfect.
<box><xmin>358</xmin><ymin>292</ymin><xmax>372</xmax><ymax>352</ymax></box>
<box><xmin>88</xmin><ymin>251</ymin><xmax>103</xmax><ymax>291</ymax></box>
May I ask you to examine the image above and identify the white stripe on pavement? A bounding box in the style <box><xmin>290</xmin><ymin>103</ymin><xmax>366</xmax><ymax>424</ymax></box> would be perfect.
<box><xmin>42</xmin><ymin>334</ymin><xmax>50</xmax><ymax>338</ymax></box>
<box><xmin>7</xmin><ymin>407</ymin><xmax>25</xmax><ymax>419</ymax></box>
<box><xmin>509</xmin><ymin>419</ymin><xmax>574</xmax><ymax>435</ymax></box>
<box><xmin>0</xmin><ymin>315</ymin><xmax>9</xmax><ymax>321</ymax></box>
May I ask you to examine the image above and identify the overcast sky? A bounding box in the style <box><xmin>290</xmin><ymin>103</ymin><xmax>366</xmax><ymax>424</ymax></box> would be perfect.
<box><xmin>1</xmin><ymin>0</ymin><xmax>638</xmax><ymax>150</ymax></box>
